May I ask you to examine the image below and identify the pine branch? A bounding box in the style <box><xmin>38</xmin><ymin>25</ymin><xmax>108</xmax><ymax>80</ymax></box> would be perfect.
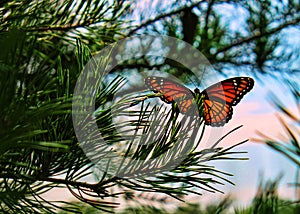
<box><xmin>215</xmin><ymin>15</ymin><xmax>300</xmax><ymax>55</ymax></box>
<box><xmin>204</xmin><ymin>0</ymin><xmax>215</xmax><ymax>35</ymax></box>
<box><xmin>15</xmin><ymin>23</ymin><xmax>90</xmax><ymax>33</ymax></box>
<box><xmin>40</xmin><ymin>176</ymin><xmax>119</xmax><ymax>194</ymax></box>
<box><xmin>127</xmin><ymin>0</ymin><xmax>205</xmax><ymax>36</ymax></box>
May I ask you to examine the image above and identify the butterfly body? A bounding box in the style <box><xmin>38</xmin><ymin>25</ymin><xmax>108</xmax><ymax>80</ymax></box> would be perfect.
<box><xmin>144</xmin><ymin>76</ymin><xmax>254</xmax><ymax>127</ymax></box>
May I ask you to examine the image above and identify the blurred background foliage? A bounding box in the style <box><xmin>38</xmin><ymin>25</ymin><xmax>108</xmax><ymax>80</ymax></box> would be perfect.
<box><xmin>57</xmin><ymin>177</ymin><xmax>299</xmax><ymax>214</ymax></box>
<box><xmin>0</xmin><ymin>0</ymin><xmax>299</xmax><ymax>213</ymax></box>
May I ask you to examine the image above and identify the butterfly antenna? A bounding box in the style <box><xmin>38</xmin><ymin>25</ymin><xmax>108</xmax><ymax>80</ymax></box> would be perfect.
<box><xmin>184</xmin><ymin>72</ymin><xmax>199</xmax><ymax>89</ymax></box>
<box><xmin>184</xmin><ymin>67</ymin><xmax>207</xmax><ymax>89</ymax></box>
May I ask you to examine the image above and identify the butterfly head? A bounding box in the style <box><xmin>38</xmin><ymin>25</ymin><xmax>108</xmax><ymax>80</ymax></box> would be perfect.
<box><xmin>194</xmin><ymin>88</ymin><xmax>200</xmax><ymax>94</ymax></box>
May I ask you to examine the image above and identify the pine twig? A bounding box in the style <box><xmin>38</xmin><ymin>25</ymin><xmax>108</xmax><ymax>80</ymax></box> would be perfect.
<box><xmin>215</xmin><ymin>16</ymin><xmax>300</xmax><ymax>55</ymax></box>
<box><xmin>127</xmin><ymin>0</ymin><xmax>205</xmax><ymax>36</ymax></box>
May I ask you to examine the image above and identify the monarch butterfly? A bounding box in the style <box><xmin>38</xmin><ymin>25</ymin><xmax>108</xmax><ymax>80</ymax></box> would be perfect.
<box><xmin>144</xmin><ymin>76</ymin><xmax>254</xmax><ymax>127</ymax></box>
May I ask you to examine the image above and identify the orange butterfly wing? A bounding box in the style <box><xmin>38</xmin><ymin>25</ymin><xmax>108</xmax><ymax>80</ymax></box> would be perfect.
<box><xmin>199</xmin><ymin>77</ymin><xmax>254</xmax><ymax>126</ymax></box>
<box><xmin>144</xmin><ymin>77</ymin><xmax>194</xmax><ymax>113</ymax></box>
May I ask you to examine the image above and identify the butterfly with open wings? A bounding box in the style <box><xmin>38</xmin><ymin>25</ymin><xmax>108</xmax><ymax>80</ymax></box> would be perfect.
<box><xmin>144</xmin><ymin>76</ymin><xmax>254</xmax><ymax>127</ymax></box>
